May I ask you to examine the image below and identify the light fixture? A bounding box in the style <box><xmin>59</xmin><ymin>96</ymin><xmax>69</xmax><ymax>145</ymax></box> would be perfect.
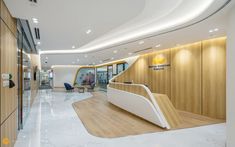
<box><xmin>84</xmin><ymin>54</ymin><xmax>88</xmax><ymax>58</ymax></box>
<box><xmin>37</xmin><ymin>42</ymin><xmax>41</xmax><ymax>45</ymax></box>
<box><xmin>139</xmin><ymin>41</ymin><xmax>144</xmax><ymax>45</ymax></box>
<box><xmin>128</xmin><ymin>52</ymin><xmax>133</xmax><ymax>55</ymax></box>
<box><xmin>99</xmin><ymin>60</ymin><xmax>103</xmax><ymax>63</ymax></box>
<box><xmin>214</xmin><ymin>28</ymin><xmax>219</xmax><ymax>31</ymax></box>
<box><xmin>209</xmin><ymin>28</ymin><xmax>219</xmax><ymax>33</ymax></box>
<box><xmin>86</xmin><ymin>29</ymin><xmax>92</xmax><ymax>34</ymax></box>
<box><xmin>45</xmin><ymin>57</ymin><xmax>48</xmax><ymax>60</ymax></box>
<box><xmin>111</xmin><ymin>57</ymin><xmax>114</xmax><ymax>60</ymax></box>
<box><xmin>72</xmin><ymin>45</ymin><xmax>75</xmax><ymax>49</ymax></box>
<box><xmin>32</xmin><ymin>18</ymin><xmax>39</xmax><ymax>24</ymax></box>
<box><xmin>113</xmin><ymin>50</ymin><xmax>118</xmax><ymax>54</ymax></box>
<box><xmin>39</xmin><ymin>1</ymin><xmax>213</xmax><ymax>55</ymax></box>
<box><xmin>155</xmin><ymin>44</ymin><xmax>161</xmax><ymax>48</ymax></box>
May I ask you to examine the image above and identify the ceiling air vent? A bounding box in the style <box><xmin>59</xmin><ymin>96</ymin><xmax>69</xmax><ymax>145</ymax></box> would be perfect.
<box><xmin>29</xmin><ymin>0</ymin><xmax>37</xmax><ymax>4</ymax></box>
<box><xmin>134</xmin><ymin>47</ymin><xmax>152</xmax><ymax>54</ymax></box>
<box><xmin>34</xmin><ymin>28</ymin><xmax>40</xmax><ymax>40</ymax></box>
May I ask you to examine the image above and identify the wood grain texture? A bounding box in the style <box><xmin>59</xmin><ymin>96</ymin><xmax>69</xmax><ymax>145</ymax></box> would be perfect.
<box><xmin>0</xmin><ymin>111</ymin><xmax>17</xmax><ymax>147</ymax></box>
<box><xmin>0</xmin><ymin>0</ymin><xmax>17</xmax><ymax>37</ymax></box>
<box><xmin>73</xmin><ymin>92</ymin><xmax>224</xmax><ymax>138</ymax></box>
<box><xmin>0</xmin><ymin>2</ymin><xmax>18</xmax><ymax>147</ymax></box>
<box><xmin>0</xmin><ymin>19</ymin><xmax>17</xmax><ymax>124</ymax></box>
<box><xmin>109</xmin><ymin>83</ymin><xmax>151</xmax><ymax>100</ymax></box>
<box><xmin>202</xmin><ymin>37</ymin><xmax>226</xmax><ymax>119</ymax></box>
<box><xmin>114</xmin><ymin>55</ymin><xmax>149</xmax><ymax>85</ymax></box>
<box><xmin>171</xmin><ymin>42</ymin><xmax>202</xmax><ymax>114</ymax></box>
<box><xmin>148</xmin><ymin>50</ymin><xmax>171</xmax><ymax>97</ymax></box>
<box><xmin>153</xmin><ymin>93</ymin><xmax>181</xmax><ymax>128</ymax></box>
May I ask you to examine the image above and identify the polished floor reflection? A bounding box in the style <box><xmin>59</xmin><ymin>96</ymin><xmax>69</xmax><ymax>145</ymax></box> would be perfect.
<box><xmin>15</xmin><ymin>90</ymin><xmax>226</xmax><ymax>147</ymax></box>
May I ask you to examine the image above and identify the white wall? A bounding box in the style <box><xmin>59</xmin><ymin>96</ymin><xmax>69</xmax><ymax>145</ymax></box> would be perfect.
<box><xmin>227</xmin><ymin>5</ymin><xmax>235</xmax><ymax>147</ymax></box>
<box><xmin>52</xmin><ymin>66</ymin><xmax>79</xmax><ymax>88</ymax></box>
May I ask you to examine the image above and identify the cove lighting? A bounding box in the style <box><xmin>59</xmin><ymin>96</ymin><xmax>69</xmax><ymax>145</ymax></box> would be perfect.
<box><xmin>39</xmin><ymin>0</ymin><xmax>214</xmax><ymax>55</ymax></box>
<box><xmin>86</xmin><ymin>29</ymin><xmax>92</xmax><ymax>34</ymax></box>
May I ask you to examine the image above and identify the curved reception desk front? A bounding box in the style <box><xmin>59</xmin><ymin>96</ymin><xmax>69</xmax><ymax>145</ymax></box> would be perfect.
<box><xmin>107</xmin><ymin>83</ymin><xmax>181</xmax><ymax>129</ymax></box>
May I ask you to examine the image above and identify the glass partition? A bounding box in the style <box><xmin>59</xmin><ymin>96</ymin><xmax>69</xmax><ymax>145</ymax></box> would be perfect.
<box><xmin>96</xmin><ymin>66</ymin><xmax>108</xmax><ymax>90</ymax></box>
<box><xmin>75</xmin><ymin>68</ymin><xmax>95</xmax><ymax>86</ymax></box>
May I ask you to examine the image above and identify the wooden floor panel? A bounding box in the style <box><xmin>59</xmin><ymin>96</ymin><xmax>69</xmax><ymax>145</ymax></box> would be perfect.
<box><xmin>72</xmin><ymin>92</ymin><xmax>224</xmax><ymax>138</ymax></box>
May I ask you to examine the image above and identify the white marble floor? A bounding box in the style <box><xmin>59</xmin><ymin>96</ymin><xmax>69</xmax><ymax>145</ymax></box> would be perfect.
<box><xmin>14</xmin><ymin>90</ymin><xmax>226</xmax><ymax>147</ymax></box>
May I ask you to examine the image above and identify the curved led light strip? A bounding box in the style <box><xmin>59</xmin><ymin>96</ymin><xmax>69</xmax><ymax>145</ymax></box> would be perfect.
<box><xmin>40</xmin><ymin>0</ymin><xmax>215</xmax><ymax>55</ymax></box>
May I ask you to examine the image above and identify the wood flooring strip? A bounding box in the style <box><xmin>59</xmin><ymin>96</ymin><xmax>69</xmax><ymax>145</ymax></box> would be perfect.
<box><xmin>72</xmin><ymin>92</ymin><xmax>224</xmax><ymax>138</ymax></box>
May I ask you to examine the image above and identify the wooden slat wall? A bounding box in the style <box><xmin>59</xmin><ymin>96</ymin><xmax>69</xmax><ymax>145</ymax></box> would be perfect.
<box><xmin>0</xmin><ymin>19</ymin><xmax>17</xmax><ymax>123</ymax></box>
<box><xmin>115</xmin><ymin>55</ymin><xmax>149</xmax><ymax>85</ymax></box>
<box><xmin>171</xmin><ymin>42</ymin><xmax>202</xmax><ymax>114</ymax></box>
<box><xmin>148</xmin><ymin>50</ymin><xmax>171</xmax><ymax>97</ymax></box>
<box><xmin>111</xmin><ymin>37</ymin><xmax>226</xmax><ymax>119</ymax></box>
<box><xmin>202</xmin><ymin>38</ymin><xmax>226</xmax><ymax>119</ymax></box>
<box><xmin>0</xmin><ymin>1</ymin><xmax>18</xmax><ymax>147</ymax></box>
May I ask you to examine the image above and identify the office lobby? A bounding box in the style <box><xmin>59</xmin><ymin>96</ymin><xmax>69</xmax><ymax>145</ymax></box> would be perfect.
<box><xmin>0</xmin><ymin>0</ymin><xmax>235</xmax><ymax>147</ymax></box>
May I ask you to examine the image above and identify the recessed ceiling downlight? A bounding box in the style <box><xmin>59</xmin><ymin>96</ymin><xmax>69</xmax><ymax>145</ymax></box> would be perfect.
<box><xmin>155</xmin><ymin>44</ymin><xmax>161</xmax><ymax>48</ymax></box>
<box><xmin>138</xmin><ymin>41</ymin><xmax>144</xmax><ymax>45</ymax></box>
<box><xmin>72</xmin><ymin>45</ymin><xmax>75</xmax><ymax>49</ymax></box>
<box><xmin>86</xmin><ymin>29</ymin><xmax>92</xmax><ymax>34</ymax></box>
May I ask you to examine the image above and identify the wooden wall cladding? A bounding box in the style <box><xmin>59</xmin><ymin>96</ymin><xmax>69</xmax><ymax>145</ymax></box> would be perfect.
<box><xmin>0</xmin><ymin>1</ymin><xmax>18</xmax><ymax>147</ymax></box>
<box><xmin>112</xmin><ymin>37</ymin><xmax>226</xmax><ymax>119</ymax></box>
<box><xmin>202</xmin><ymin>38</ymin><xmax>226</xmax><ymax>119</ymax></box>
<box><xmin>115</xmin><ymin>55</ymin><xmax>149</xmax><ymax>85</ymax></box>
<box><xmin>148</xmin><ymin>50</ymin><xmax>171</xmax><ymax>97</ymax></box>
<box><xmin>171</xmin><ymin>42</ymin><xmax>202</xmax><ymax>114</ymax></box>
<box><xmin>0</xmin><ymin>1</ymin><xmax>17</xmax><ymax>37</ymax></box>
<box><xmin>0</xmin><ymin>19</ymin><xmax>18</xmax><ymax>124</ymax></box>
<box><xmin>0</xmin><ymin>111</ymin><xmax>17</xmax><ymax>147</ymax></box>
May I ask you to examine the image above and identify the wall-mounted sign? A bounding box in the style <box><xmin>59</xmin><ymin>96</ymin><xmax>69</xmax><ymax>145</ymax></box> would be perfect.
<box><xmin>149</xmin><ymin>54</ymin><xmax>170</xmax><ymax>71</ymax></box>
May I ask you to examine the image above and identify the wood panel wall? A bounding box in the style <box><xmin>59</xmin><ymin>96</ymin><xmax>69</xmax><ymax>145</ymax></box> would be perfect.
<box><xmin>171</xmin><ymin>42</ymin><xmax>202</xmax><ymax>114</ymax></box>
<box><xmin>0</xmin><ymin>1</ymin><xmax>18</xmax><ymax>147</ymax></box>
<box><xmin>202</xmin><ymin>38</ymin><xmax>226</xmax><ymax>119</ymax></box>
<box><xmin>148</xmin><ymin>50</ymin><xmax>171</xmax><ymax>97</ymax></box>
<box><xmin>112</xmin><ymin>37</ymin><xmax>226</xmax><ymax>119</ymax></box>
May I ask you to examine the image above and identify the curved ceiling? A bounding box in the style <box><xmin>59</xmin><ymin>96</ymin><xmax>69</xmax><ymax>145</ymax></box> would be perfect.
<box><xmin>4</xmin><ymin>0</ymin><xmax>145</xmax><ymax>49</ymax></box>
<box><xmin>39</xmin><ymin>0</ymin><xmax>227</xmax><ymax>54</ymax></box>
<box><xmin>4</xmin><ymin>0</ymin><xmax>232</xmax><ymax>68</ymax></box>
